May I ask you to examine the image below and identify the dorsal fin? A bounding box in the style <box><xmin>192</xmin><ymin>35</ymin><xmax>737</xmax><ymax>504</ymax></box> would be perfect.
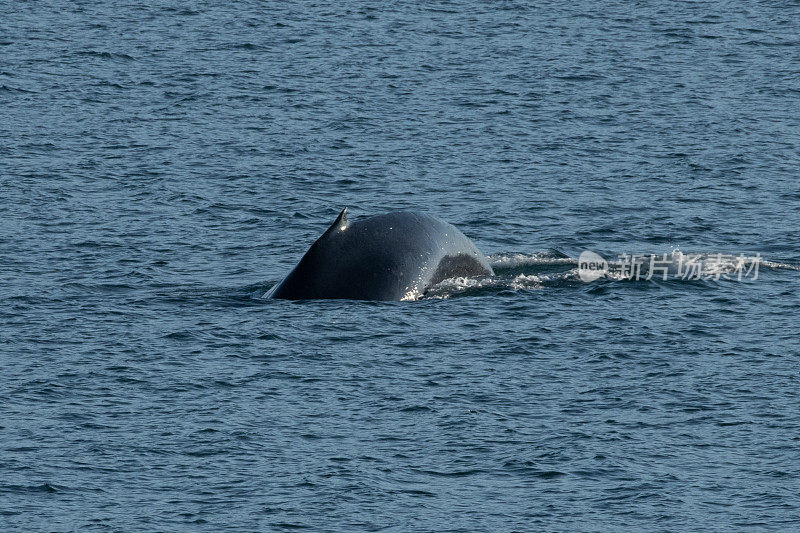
<box><xmin>321</xmin><ymin>207</ymin><xmax>349</xmax><ymax>238</ymax></box>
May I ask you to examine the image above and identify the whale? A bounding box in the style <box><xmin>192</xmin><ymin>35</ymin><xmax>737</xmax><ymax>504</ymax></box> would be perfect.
<box><xmin>267</xmin><ymin>208</ymin><xmax>494</xmax><ymax>301</ymax></box>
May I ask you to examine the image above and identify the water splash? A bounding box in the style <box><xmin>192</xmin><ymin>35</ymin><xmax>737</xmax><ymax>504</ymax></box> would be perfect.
<box><xmin>420</xmin><ymin>250</ymin><xmax>798</xmax><ymax>300</ymax></box>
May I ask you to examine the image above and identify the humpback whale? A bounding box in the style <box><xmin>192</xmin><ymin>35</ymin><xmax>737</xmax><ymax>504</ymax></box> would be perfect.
<box><xmin>267</xmin><ymin>208</ymin><xmax>494</xmax><ymax>300</ymax></box>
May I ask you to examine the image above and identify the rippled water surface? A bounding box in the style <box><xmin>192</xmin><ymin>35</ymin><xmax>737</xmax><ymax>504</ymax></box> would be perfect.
<box><xmin>2</xmin><ymin>1</ymin><xmax>800</xmax><ymax>531</ymax></box>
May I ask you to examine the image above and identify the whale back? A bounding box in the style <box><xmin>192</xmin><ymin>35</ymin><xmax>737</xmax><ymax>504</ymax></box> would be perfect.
<box><xmin>268</xmin><ymin>209</ymin><xmax>493</xmax><ymax>300</ymax></box>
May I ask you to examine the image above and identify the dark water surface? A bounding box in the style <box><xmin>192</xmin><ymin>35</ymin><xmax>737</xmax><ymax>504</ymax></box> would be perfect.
<box><xmin>2</xmin><ymin>1</ymin><xmax>800</xmax><ymax>531</ymax></box>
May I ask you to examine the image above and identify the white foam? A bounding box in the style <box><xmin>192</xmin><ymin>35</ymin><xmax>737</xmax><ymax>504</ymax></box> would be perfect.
<box><xmin>488</xmin><ymin>252</ymin><xmax>576</xmax><ymax>269</ymax></box>
<box><xmin>762</xmin><ymin>260</ymin><xmax>800</xmax><ymax>271</ymax></box>
<box><xmin>417</xmin><ymin>249</ymin><xmax>796</xmax><ymax>299</ymax></box>
<box><xmin>423</xmin><ymin>276</ymin><xmax>499</xmax><ymax>300</ymax></box>
<box><xmin>509</xmin><ymin>273</ymin><xmax>546</xmax><ymax>290</ymax></box>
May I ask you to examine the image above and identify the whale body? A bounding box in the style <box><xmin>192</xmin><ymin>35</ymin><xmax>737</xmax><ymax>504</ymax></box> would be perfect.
<box><xmin>267</xmin><ymin>208</ymin><xmax>493</xmax><ymax>301</ymax></box>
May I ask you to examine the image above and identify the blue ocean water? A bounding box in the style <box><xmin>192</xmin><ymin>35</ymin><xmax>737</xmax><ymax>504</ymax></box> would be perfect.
<box><xmin>2</xmin><ymin>0</ymin><xmax>800</xmax><ymax>530</ymax></box>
